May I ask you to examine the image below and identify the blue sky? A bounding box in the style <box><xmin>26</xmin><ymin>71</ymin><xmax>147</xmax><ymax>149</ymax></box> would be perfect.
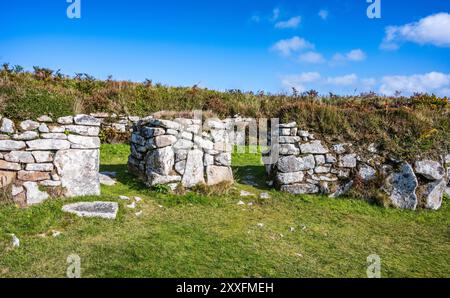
<box><xmin>1</xmin><ymin>0</ymin><xmax>449</xmax><ymax>95</ymax></box>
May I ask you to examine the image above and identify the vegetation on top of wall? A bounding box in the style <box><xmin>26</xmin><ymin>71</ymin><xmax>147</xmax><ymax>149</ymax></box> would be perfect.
<box><xmin>0</xmin><ymin>64</ymin><xmax>449</xmax><ymax>159</ymax></box>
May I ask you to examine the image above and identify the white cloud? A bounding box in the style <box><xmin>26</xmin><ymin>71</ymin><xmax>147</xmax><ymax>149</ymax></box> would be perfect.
<box><xmin>275</xmin><ymin>16</ymin><xmax>301</xmax><ymax>29</ymax></box>
<box><xmin>362</xmin><ymin>78</ymin><xmax>377</xmax><ymax>88</ymax></box>
<box><xmin>281</xmin><ymin>72</ymin><xmax>321</xmax><ymax>91</ymax></box>
<box><xmin>271</xmin><ymin>36</ymin><xmax>315</xmax><ymax>56</ymax></box>
<box><xmin>346</xmin><ymin>49</ymin><xmax>366</xmax><ymax>61</ymax></box>
<box><xmin>326</xmin><ymin>74</ymin><xmax>358</xmax><ymax>86</ymax></box>
<box><xmin>250</xmin><ymin>14</ymin><xmax>261</xmax><ymax>23</ymax></box>
<box><xmin>318</xmin><ymin>10</ymin><xmax>329</xmax><ymax>20</ymax></box>
<box><xmin>298</xmin><ymin>51</ymin><xmax>325</xmax><ymax>64</ymax></box>
<box><xmin>381</xmin><ymin>12</ymin><xmax>450</xmax><ymax>50</ymax></box>
<box><xmin>331</xmin><ymin>49</ymin><xmax>367</xmax><ymax>64</ymax></box>
<box><xmin>271</xmin><ymin>8</ymin><xmax>280</xmax><ymax>22</ymax></box>
<box><xmin>379</xmin><ymin>72</ymin><xmax>450</xmax><ymax>95</ymax></box>
<box><xmin>280</xmin><ymin>71</ymin><xmax>450</xmax><ymax>96</ymax></box>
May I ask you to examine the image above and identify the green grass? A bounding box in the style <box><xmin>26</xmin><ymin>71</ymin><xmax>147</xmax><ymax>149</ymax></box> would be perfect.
<box><xmin>0</xmin><ymin>144</ymin><xmax>448</xmax><ymax>278</ymax></box>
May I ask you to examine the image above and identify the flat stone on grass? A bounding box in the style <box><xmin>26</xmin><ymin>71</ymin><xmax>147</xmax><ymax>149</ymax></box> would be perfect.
<box><xmin>62</xmin><ymin>202</ymin><xmax>119</xmax><ymax>219</ymax></box>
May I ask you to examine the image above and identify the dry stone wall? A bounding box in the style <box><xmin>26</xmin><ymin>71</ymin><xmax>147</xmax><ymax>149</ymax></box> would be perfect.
<box><xmin>0</xmin><ymin>114</ymin><xmax>101</xmax><ymax>207</ymax></box>
<box><xmin>128</xmin><ymin>117</ymin><xmax>234</xmax><ymax>189</ymax></box>
<box><xmin>265</xmin><ymin>122</ymin><xmax>450</xmax><ymax>211</ymax></box>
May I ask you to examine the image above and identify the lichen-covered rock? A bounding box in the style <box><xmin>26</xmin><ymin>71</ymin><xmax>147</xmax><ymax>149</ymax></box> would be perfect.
<box><xmin>300</xmin><ymin>141</ymin><xmax>329</xmax><ymax>154</ymax></box>
<box><xmin>13</xmin><ymin>131</ymin><xmax>39</xmax><ymax>141</ymax></box>
<box><xmin>414</xmin><ymin>160</ymin><xmax>445</xmax><ymax>181</ymax></box>
<box><xmin>37</xmin><ymin>115</ymin><xmax>53</xmax><ymax>122</ymax></box>
<box><xmin>278</xmin><ymin>144</ymin><xmax>300</xmax><ymax>155</ymax></box>
<box><xmin>57</xmin><ymin>116</ymin><xmax>73</xmax><ymax>125</ymax></box>
<box><xmin>26</xmin><ymin>139</ymin><xmax>71</xmax><ymax>151</ymax></box>
<box><xmin>0</xmin><ymin>171</ymin><xmax>16</xmax><ymax>187</ymax></box>
<box><xmin>62</xmin><ymin>202</ymin><xmax>118</xmax><ymax>219</ymax></box>
<box><xmin>54</xmin><ymin>149</ymin><xmax>100</xmax><ymax>197</ymax></box>
<box><xmin>206</xmin><ymin>165</ymin><xmax>234</xmax><ymax>186</ymax></box>
<box><xmin>19</xmin><ymin>120</ymin><xmax>40</xmax><ymax>131</ymax></box>
<box><xmin>215</xmin><ymin>153</ymin><xmax>232</xmax><ymax>166</ymax></box>
<box><xmin>417</xmin><ymin>179</ymin><xmax>446</xmax><ymax>210</ymax></box>
<box><xmin>383</xmin><ymin>163</ymin><xmax>418</xmax><ymax>210</ymax></box>
<box><xmin>148</xmin><ymin>172</ymin><xmax>182</xmax><ymax>186</ymax></box>
<box><xmin>0</xmin><ymin>140</ymin><xmax>26</xmax><ymax>151</ymax></box>
<box><xmin>0</xmin><ymin>160</ymin><xmax>21</xmax><ymax>171</ymax></box>
<box><xmin>276</xmin><ymin>171</ymin><xmax>304</xmax><ymax>185</ymax></box>
<box><xmin>25</xmin><ymin>163</ymin><xmax>54</xmax><ymax>172</ymax></box>
<box><xmin>41</xmin><ymin>133</ymin><xmax>68</xmax><ymax>140</ymax></box>
<box><xmin>280</xmin><ymin>183</ymin><xmax>319</xmax><ymax>195</ymax></box>
<box><xmin>74</xmin><ymin>114</ymin><xmax>101</xmax><ymax>126</ymax></box>
<box><xmin>338</xmin><ymin>154</ymin><xmax>357</xmax><ymax>168</ymax></box>
<box><xmin>182</xmin><ymin>149</ymin><xmax>205</xmax><ymax>188</ymax></box>
<box><xmin>146</xmin><ymin>147</ymin><xmax>174</xmax><ymax>176</ymax></box>
<box><xmin>4</xmin><ymin>151</ymin><xmax>35</xmax><ymax>163</ymax></box>
<box><xmin>358</xmin><ymin>164</ymin><xmax>377</xmax><ymax>182</ymax></box>
<box><xmin>17</xmin><ymin>170</ymin><xmax>51</xmax><ymax>181</ymax></box>
<box><xmin>68</xmin><ymin>135</ymin><xmax>101</xmax><ymax>149</ymax></box>
<box><xmin>65</xmin><ymin>125</ymin><xmax>100</xmax><ymax>136</ymax></box>
<box><xmin>23</xmin><ymin>181</ymin><xmax>49</xmax><ymax>205</ymax></box>
<box><xmin>0</xmin><ymin>118</ymin><xmax>15</xmax><ymax>133</ymax></box>
<box><xmin>32</xmin><ymin>151</ymin><xmax>54</xmax><ymax>163</ymax></box>
<box><xmin>153</xmin><ymin>135</ymin><xmax>177</xmax><ymax>148</ymax></box>
<box><xmin>277</xmin><ymin>155</ymin><xmax>315</xmax><ymax>173</ymax></box>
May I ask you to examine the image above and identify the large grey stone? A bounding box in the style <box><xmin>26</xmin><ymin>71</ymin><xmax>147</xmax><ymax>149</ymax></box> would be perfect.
<box><xmin>383</xmin><ymin>163</ymin><xmax>418</xmax><ymax>210</ymax></box>
<box><xmin>32</xmin><ymin>151</ymin><xmax>54</xmax><ymax>163</ymax></box>
<box><xmin>418</xmin><ymin>179</ymin><xmax>446</xmax><ymax>210</ymax></box>
<box><xmin>182</xmin><ymin>149</ymin><xmax>205</xmax><ymax>188</ymax></box>
<box><xmin>276</xmin><ymin>171</ymin><xmax>304</xmax><ymax>185</ymax></box>
<box><xmin>146</xmin><ymin>146</ymin><xmax>174</xmax><ymax>176</ymax></box>
<box><xmin>12</xmin><ymin>131</ymin><xmax>39</xmax><ymax>141</ymax></box>
<box><xmin>131</xmin><ymin>133</ymin><xmax>146</xmax><ymax>146</ymax></box>
<box><xmin>149</xmin><ymin>119</ymin><xmax>181</xmax><ymax>130</ymax></box>
<box><xmin>62</xmin><ymin>202</ymin><xmax>118</xmax><ymax>219</ymax></box>
<box><xmin>41</xmin><ymin>133</ymin><xmax>68</xmax><ymax>140</ymax></box>
<box><xmin>19</xmin><ymin>120</ymin><xmax>40</xmax><ymax>131</ymax></box>
<box><xmin>0</xmin><ymin>118</ymin><xmax>15</xmax><ymax>133</ymax></box>
<box><xmin>280</xmin><ymin>183</ymin><xmax>319</xmax><ymax>195</ymax></box>
<box><xmin>339</xmin><ymin>154</ymin><xmax>358</xmax><ymax>168</ymax></box>
<box><xmin>358</xmin><ymin>164</ymin><xmax>377</xmax><ymax>182</ymax></box>
<box><xmin>74</xmin><ymin>114</ymin><xmax>101</xmax><ymax>126</ymax></box>
<box><xmin>154</xmin><ymin>135</ymin><xmax>177</xmax><ymax>148</ymax></box>
<box><xmin>148</xmin><ymin>172</ymin><xmax>181</xmax><ymax>186</ymax></box>
<box><xmin>194</xmin><ymin>136</ymin><xmax>214</xmax><ymax>150</ymax></box>
<box><xmin>25</xmin><ymin>163</ymin><xmax>54</xmax><ymax>172</ymax></box>
<box><xmin>141</xmin><ymin>127</ymin><xmax>165</xmax><ymax>138</ymax></box>
<box><xmin>57</xmin><ymin>116</ymin><xmax>73</xmax><ymax>125</ymax></box>
<box><xmin>4</xmin><ymin>151</ymin><xmax>35</xmax><ymax>163</ymax></box>
<box><xmin>23</xmin><ymin>181</ymin><xmax>49</xmax><ymax>205</ymax></box>
<box><xmin>206</xmin><ymin>165</ymin><xmax>234</xmax><ymax>186</ymax></box>
<box><xmin>0</xmin><ymin>140</ymin><xmax>26</xmax><ymax>151</ymax></box>
<box><xmin>99</xmin><ymin>173</ymin><xmax>116</xmax><ymax>186</ymax></box>
<box><xmin>37</xmin><ymin>115</ymin><xmax>53</xmax><ymax>122</ymax></box>
<box><xmin>414</xmin><ymin>160</ymin><xmax>445</xmax><ymax>181</ymax></box>
<box><xmin>0</xmin><ymin>160</ymin><xmax>21</xmax><ymax>171</ymax></box>
<box><xmin>65</xmin><ymin>125</ymin><xmax>100</xmax><ymax>136</ymax></box>
<box><xmin>300</xmin><ymin>141</ymin><xmax>329</xmax><ymax>154</ymax></box>
<box><xmin>277</xmin><ymin>155</ymin><xmax>315</xmax><ymax>173</ymax></box>
<box><xmin>173</xmin><ymin>139</ymin><xmax>194</xmax><ymax>150</ymax></box>
<box><xmin>215</xmin><ymin>153</ymin><xmax>232</xmax><ymax>166</ymax></box>
<box><xmin>68</xmin><ymin>135</ymin><xmax>101</xmax><ymax>149</ymax></box>
<box><xmin>54</xmin><ymin>149</ymin><xmax>100</xmax><ymax>197</ymax></box>
<box><xmin>26</xmin><ymin>139</ymin><xmax>71</xmax><ymax>150</ymax></box>
<box><xmin>278</xmin><ymin>144</ymin><xmax>300</xmax><ymax>155</ymax></box>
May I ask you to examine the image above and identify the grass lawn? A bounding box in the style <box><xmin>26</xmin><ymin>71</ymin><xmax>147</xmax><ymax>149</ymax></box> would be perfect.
<box><xmin>0</xmin><ymin>144</ymin><xmax>448</xmax><ymax>278</ymax></box>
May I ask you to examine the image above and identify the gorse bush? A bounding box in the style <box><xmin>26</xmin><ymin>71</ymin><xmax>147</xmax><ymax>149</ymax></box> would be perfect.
<box><xmin>0</xmin><ymin>64</ymin><xmax>449</xmax><ymax>159</ymax></box>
